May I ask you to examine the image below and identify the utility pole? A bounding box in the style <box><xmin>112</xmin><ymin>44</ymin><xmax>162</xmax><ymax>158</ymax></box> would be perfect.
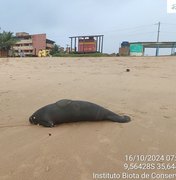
<box><xmin>155</xmin><ymin>21</ymin><xmax>160</xmax><ymax>56</ymax></box>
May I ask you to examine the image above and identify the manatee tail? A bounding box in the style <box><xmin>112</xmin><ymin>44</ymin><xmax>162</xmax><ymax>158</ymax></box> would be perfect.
<box><xmin>107</xmin><ymin>114</ymin><xmax>131</xmax><ymax>123</ymax></box>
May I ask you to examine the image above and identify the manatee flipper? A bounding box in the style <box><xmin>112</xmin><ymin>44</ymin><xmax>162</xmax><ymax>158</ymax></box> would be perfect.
<box><xmin>106</xmin><ymin>114</ymin><xmax>131</xmax><ymax>123</ymax></box>
<box><xmin>39</xmin><ymin>120</ymin><xmax>54</xmax><ymax>127</ymax></box>
<box><xmin>38</xmin><ymin>114</ymin><xmax>54</xmax><ymax>127</ymax></box>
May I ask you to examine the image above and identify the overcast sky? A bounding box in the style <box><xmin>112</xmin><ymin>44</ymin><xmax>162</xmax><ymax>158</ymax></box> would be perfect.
<box><xmin>0</xmin><ymin>0</ymin><xmax>176</xmax><ymax>54</ymax></box>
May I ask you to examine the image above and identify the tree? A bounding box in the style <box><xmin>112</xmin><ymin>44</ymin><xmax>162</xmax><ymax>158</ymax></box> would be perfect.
<box><xmin>0</xmin><ymin>31</ymin><xmax>17</xmax><ymax>51</ymax></box>
<box><xmin>50</xmin><ymin>44</ymin><xmax>61</xmax><ymax>55</ymax></box>
<box><xmin>50</xmin><ymin>44</ymin><xmax>64</xmax><ymax>55</ymax></box>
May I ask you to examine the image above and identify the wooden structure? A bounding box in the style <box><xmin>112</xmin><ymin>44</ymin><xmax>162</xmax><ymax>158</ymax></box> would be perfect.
<box><xmin>69</xmin><ymin>35</ymin><xmax>104</xmax><ymax>53</ymax></box>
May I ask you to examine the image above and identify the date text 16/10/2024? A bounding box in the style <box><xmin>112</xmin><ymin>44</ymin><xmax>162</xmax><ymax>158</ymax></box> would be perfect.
<box><xmin>125</xmin><ymin>155</ymin><xmax>176</xmax><ymax>162</ymax></box>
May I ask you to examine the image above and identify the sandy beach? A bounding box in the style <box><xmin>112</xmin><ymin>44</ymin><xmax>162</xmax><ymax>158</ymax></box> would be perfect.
<box><xmin>0</xmin><ymin>56</ymin><xmax>176</xmax><ymax>180</ymax></box>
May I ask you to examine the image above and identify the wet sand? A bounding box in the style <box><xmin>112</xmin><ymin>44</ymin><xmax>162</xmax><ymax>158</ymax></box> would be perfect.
<box><xmin>0</xmin><ymin>56</ymin><xmax>176</xmax><ymax>180</ymax></box>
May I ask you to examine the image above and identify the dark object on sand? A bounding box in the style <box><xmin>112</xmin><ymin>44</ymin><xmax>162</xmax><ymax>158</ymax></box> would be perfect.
<box><xmin>29</xmin><ymin>99</ymin><xmax>131</xmax><ymax>128</ymax></box>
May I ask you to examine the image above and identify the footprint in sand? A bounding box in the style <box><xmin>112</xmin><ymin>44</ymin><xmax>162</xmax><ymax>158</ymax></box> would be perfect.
<box><xmin>160</xmin><ymin>106</ymin><xmax>168</xmax><ymax>110</ymax></box>
<box><xmin>163</xmin><ymin>116</ymin><xmax>170</xmax><ymax>119</ymax></box>
<box><xmin>160</xmin><ymin>76</ymin><xmax>169</xmax><ymax>79</ymax></box>
<box><xmin>134</xmin><ymin>109</ymin><xmax>147</xmax><ymax>115</ymax></box>
<box><xmin>98</xmin><ymin>134</ymin><xmax>111</xmax><ymax>144</ymax></box>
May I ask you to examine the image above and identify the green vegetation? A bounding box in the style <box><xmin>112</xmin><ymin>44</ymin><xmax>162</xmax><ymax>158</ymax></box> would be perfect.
<box><xmin>0</xmin><ymin>31</ymin><xmax>17</xmax><ymax>51</ymax></box>
<box><xmin>50</xmin><ymin>44</ymin><xmax>60</xmax><ymax>55</ymax></box>
<box><xmin>52</xmin><ymin>52</ymin><xmax>112</xmax><ymax>57</ymax></box>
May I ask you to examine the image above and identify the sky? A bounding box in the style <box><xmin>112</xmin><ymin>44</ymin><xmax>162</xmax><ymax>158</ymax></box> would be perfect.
<box><xmin>0</xmin><ymin>0</ymin><xmax>176</xmax><ymax>55</ymax></box>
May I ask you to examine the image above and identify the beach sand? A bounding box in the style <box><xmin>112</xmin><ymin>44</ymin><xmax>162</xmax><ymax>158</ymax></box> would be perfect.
<box><xmin>0</xmin><ymin>56</ymin><xmax>176</xmax><ymax>180</ymax></box>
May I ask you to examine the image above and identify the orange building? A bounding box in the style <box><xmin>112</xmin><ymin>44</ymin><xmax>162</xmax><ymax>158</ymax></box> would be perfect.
<box><xmin>69</xmin><ymin>35</ymin><xmax>104</xmax><ymax>54</ymax></box>
<box><xmin>78</xmin><ymin>37</ymin><xmax>96</xmax><ymax>53</ymax></box>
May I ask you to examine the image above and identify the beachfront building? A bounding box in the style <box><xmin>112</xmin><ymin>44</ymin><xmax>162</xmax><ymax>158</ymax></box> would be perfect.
<box><xmin>119</xmin><ymin>41</ymin><xmax>176</xmax><ymax>56</ymax></box>
<box><xmin>13</xmin><ymin>32</ymin><xmax>55</xmax><ymax>56</ymax></box>
<box><xmin>69</xmin><ymin>35</ymin><xmax>104</xmax><ymax>54</ymax></box>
